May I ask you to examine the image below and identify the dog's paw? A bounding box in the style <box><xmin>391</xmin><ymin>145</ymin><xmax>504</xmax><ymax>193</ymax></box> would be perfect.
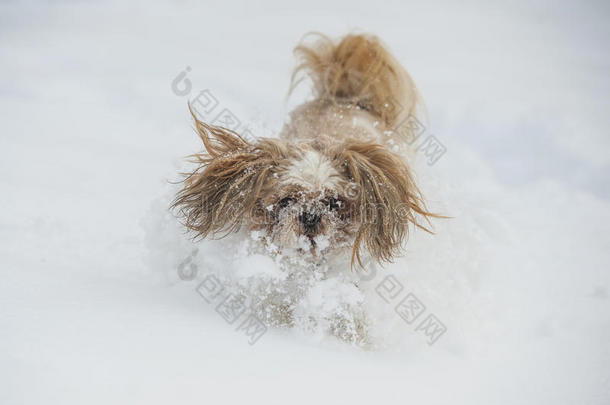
<box><xmin>328</xmin><ymin>310</ymin><xmax>371</xmax><ymax>347</ymax></box>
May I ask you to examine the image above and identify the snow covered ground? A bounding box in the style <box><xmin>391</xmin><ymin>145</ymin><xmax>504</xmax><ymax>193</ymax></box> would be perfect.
<box><xmin>1</xmin><ymin>0</ymin><xmax>609</xmax><ymax>403</ymax></box>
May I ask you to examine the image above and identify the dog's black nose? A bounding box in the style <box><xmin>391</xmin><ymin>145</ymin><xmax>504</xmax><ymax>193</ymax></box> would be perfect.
<box><xmin>299</xmin><ymin>211</ymin><xmax>321</xmax><ymax>231</ymax></box>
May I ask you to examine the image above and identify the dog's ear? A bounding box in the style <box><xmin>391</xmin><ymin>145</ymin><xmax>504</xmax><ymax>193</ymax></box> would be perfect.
<box><xmin>338</xmin><ymin>142</ymin><xmax>440</xmax><ymax>267</ymax></box>
<box><xmin>172</xmin><ymin>107</ymin><xmax>284</xmax><ymax>239</ymax></box>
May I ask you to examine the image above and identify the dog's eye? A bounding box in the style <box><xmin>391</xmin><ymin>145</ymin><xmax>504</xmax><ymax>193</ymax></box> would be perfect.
<box><xmin>327</xmin><ymin>197</ymin><xmax>342</xmax><ymax>210</ymax></box>
<box><xmin>278</xmin><ymin>197</ymin><xmax>295</xmax><ymax>208</ymax></box>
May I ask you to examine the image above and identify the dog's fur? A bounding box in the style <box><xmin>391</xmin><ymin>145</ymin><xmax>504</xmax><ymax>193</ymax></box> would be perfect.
<box><xmin>173</xmin><ymin>33</ymin><xmax>439</xmax><ymax>269</ymax></box>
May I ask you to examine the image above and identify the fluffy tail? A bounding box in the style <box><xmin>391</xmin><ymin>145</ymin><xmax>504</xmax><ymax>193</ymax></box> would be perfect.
<box><xmin>291</xmin><ymin>33</ymin><xmax>419</xmax><ymax>128</ymax></box>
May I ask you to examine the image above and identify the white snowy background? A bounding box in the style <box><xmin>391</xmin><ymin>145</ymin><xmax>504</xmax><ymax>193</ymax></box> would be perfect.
<box><xmin>1</xmin><ymin>0</ymin><xmax>609</xmax><ymax>403</ymax></box>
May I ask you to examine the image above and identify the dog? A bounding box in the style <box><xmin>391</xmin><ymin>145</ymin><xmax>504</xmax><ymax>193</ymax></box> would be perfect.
<box><xmin>172</xmin><ymin>33</ymin><xmax>440</xmax><ymax>344</ymax></box>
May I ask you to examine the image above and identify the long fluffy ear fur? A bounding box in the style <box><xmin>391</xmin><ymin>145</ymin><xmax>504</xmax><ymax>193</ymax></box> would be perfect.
<box><xmin>334</xmin><ymin>141</ymin><xmax>441</xmax><ymax>267</ymax></box>
<box><xmin>291</xmin><ymin>33</ymin><xmax>419</xmax><ymax>128</ymax></box>
<box><xmin>171</xmin><ymin>107</ymin><xmax>285</xmax><ymax>239</ymax></box>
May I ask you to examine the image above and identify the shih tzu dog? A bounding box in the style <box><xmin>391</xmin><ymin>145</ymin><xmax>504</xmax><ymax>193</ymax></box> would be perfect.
<box><xmin>172</xmin><ymin>33</ymin><xmax>440</xmax><ymax>344</ymax></box>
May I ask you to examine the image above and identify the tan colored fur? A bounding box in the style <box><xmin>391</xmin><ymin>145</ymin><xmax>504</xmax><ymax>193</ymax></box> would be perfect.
<box><xmin>173</xmin><ymin>33</ymin><xmax>441</xmax><ymax>268</ymax></box>
<box><xmin>291</xmin><ymin>33</ymin><xmax>419</xmax><ymax>129</ymax></box>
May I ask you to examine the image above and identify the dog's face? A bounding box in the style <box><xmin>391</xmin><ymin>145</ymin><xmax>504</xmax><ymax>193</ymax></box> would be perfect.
<box><xmin>251</xmin><ymin>149</ymin><xmax>359</xmax><ymax>257</ymax></box>
<box><xmin>173</xmin><ymin>116</ymin><xmax>435</xmax><ymax>267</ymax></box>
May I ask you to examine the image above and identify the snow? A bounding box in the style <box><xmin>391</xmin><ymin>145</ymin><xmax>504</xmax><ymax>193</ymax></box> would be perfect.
<box><xmin>1</xmin><ymin>0</ymin><xmax>609</xmax><ymax>404</ymax></box>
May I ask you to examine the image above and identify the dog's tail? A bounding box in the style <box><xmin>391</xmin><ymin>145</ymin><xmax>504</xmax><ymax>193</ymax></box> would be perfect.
<box><xmin>291</xmin><ymin>33</ymin><xmax>419</xmax><ymax>128</ymax></box>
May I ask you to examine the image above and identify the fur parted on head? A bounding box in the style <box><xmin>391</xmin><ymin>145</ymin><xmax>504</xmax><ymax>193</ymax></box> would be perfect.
<box><xmin>172</xmin><ymin>33</ymin><xmax>442</xmax><ymax>268</ymax></box>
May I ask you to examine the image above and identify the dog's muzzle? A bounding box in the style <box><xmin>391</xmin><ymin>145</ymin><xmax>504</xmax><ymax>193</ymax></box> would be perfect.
<box><xmin>299</xmin><ymin>211</ymin><xmax>321</xmax><ymax>234</ymax></box>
